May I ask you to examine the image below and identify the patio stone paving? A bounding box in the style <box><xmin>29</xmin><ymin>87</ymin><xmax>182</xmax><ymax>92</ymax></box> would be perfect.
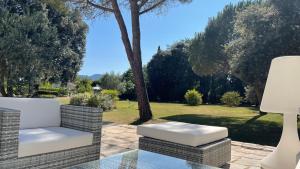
<box><xmin>101</xmin><ymin>124</ymin><xmax>274</xmax><ymax>169</ymax></box>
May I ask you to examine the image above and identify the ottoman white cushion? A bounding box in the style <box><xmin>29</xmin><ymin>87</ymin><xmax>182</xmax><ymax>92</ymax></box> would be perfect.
<box><xmin>19</xmin><ymin>127</ymin><xmax>93</xmax><ymax>157</ymax></box>
<box><xmin>137</xmin><ymin>122</ymin><xmax>228</xmax><ymax>147</ymax></box>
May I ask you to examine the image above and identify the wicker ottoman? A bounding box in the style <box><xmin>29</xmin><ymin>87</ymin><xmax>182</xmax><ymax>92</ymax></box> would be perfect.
<box><xmin>137</xmin><ymin>122</ymin><xmax>231</xmax><ymax>167</ymax></box>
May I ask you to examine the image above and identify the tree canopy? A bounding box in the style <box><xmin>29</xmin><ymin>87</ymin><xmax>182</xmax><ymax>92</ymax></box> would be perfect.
<box><xmin>188</xmin><ymin>1</ymin><xmax>254</xmax><ymax>77</ymax></box>
<box><xmin>147</xmin><ymin>42</ymin><xmax>199</xmax><ymax>102</ymax></box>
<box><xmin>188</xmin><ymin>0</ymin><xmax>300</xmax><ymax>105</ymax></box>
<box><xmin>226</xmin><ymin>0</ymin><xmax>300</xmax><ymax>103</ymax></box>
<box><xmin>225</xmin><ymin>2</ymin><xmax>278</xmax><ymax>103</ymax></box>
<box><xmin>0</xmin><ymin>0</ymin><xmax>87</xmax><ymax>96</ymax></box>
<box><xmin>98</xmin><ymin>72</ymin><xmax>123</xmax><ymax>91</ymax></box>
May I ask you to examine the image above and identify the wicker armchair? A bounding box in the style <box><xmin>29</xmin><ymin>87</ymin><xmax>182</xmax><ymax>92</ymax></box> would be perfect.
<box><xmin>0</xmin><ymin>98</ymin><xmax>103</xmax><ymax>169</ymax></box>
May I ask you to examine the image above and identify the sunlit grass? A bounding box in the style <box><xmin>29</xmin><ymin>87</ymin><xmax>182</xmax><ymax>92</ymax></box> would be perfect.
<box><xmin>104</xmin><ymin>101</ymin><xmax>282</xmax><ymax>125</ymax></box>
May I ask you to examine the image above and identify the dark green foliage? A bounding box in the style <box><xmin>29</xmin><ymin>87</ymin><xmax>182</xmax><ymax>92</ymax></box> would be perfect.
<box><xmin>188</xmin><ymin>1</ymin><xmax>255</xmax><ymax>76</ymax></box>
<box><xmin>147</xmin><ymin>42</ymin><xmax>200</xmax><ymax>102</ymax></box>
<box><xmin>119</xmin><ymin>67</ymin><xmax>148</xmax><ymax>101</ymax></box>
<box><xmin>225</xmin><ymin>2</ymin><xmax>278</xmax><ymax>104</ymax></box>
<box><xmin>225</xmin><ymin>0</ymin><xmax>300</xmax><ymax>103</ymax></box>
<box><xmin>187</xmin><ymin>2</ymin><xmax>253</xmax><ymax>104</ymax></box>
<box><xmin>35</xmin><ymin>90</ymin><xmax>59</xmax><ymax>97</ymax></box>
<box><xmin>188</xmin><ymin>0</ymin><xmax>300</xmax><ymax>105</ymax></box>
<box><xmin>221</xmin><ymin>91</ymin><xmax>243</xmax><ymax>107</ymax></box>
<box><xmin>119</xmin><ymin>69</ymin><xmax>136</xmax><ymax>100</ymax></box>
<box><xmin>43</xmin><ymin>0</ymin><xmax>88</xmax><ymax>85</ymax></box>
<box><xmin>0</xmin><ymin>0</ymin><xmax>87</xmax><ymax>97</ymax></box>
<box><xmin>184</xmin><ymin>89</ymin><xmax>203</xmax><ymax>106</ymax></box>
<box><xmin>199</xmin><ymin>74</ymin><xmax>245</xmax><ymax>104</ymax></box>
<box><xmin>145</xmin><ymin>41</ymin><xmax>245</xmax><ymax>104</ymax></box>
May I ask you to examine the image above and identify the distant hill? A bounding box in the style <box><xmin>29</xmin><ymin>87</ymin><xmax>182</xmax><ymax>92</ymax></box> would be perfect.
<box><xmin>78</xmin><ymin>74</ymin><xmax>102</xmax><ymax>81</ymax></box>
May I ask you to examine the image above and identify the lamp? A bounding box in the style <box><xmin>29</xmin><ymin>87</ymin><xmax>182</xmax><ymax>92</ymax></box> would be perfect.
<box><xmin>260</xmin><ymin>56</ymin><xmax>300</xmax><ymax>169</ymax></box>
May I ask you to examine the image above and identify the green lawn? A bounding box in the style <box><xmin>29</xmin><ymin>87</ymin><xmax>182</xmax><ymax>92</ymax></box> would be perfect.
<box><xmin>57</xmin><ymin>98</ymin><xmax>286</xmax><ymax>146</ymax></box>
<box><xmin>105</xmin><ymin>101</ymin><xmax>286</xmax><ymax>146</ymax></box>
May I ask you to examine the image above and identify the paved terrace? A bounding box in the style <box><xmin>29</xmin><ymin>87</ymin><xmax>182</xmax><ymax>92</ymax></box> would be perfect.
<box><xmin>100</xmin><ymin>124</ymin><xmax>274</xmax><ymax>169</ymax></box>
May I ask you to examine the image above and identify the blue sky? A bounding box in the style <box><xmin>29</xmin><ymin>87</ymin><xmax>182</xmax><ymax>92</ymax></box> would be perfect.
<box><xmin>79</xmin><ymin>0</ymin><xmax>240</xmax><ymax>75</ymax></box>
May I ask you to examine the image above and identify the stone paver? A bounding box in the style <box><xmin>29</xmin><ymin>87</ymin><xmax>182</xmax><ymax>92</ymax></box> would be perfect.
<box><xmin>101</xmin><ymin>124</ymin><xmax>274</xmax><ymax>169</ymax></box>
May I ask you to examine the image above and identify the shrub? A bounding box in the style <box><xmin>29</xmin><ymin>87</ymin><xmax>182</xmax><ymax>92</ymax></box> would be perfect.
<box><xmin>184</xmin><ymin>89</ymin><xmax>203</xmax><ymax>106</ymax></box>
<box><xmin>101</xmin><ymin>89</ymin><xmax>119</xmax><ymax>100</ymax></box>
<box><xmin>87</xmin><ymin>94</ymin><xmax>114</xmax><ymax>111</ymax></box>
<box><xmin>221</xmin><ymin>91</ymin><xmax>243</xmax><ymax>107</ymax></box>
<box><xmin>70</xmin><ymin>93</ymin><xmax>90</xmax><ymax>106</ymax></box>
<box><xmin>70</xmin><ymin>93</ymin><xmax>114</xmax><ymax>111</ymax></box>
<box><xmin>76</xmin><ymin>78</ymin><xmax>93</xmax><ymax>93</ymax></box>
<box><xmin>99</xmin><ymin>94</ymin><xmax>115</xmax><ymax>111</ymax></box>
<box><xmin>86</xmin><ymin>95</ymin><xmax>100</xmax><ymax>108</ymax></box>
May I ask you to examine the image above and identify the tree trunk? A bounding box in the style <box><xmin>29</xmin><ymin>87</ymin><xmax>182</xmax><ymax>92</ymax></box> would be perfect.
<box><xmin>132</xmin><ymin>62</ymin><xmax>152</xmax><ymax>121</ymax></box>
<box><xmin>0</xmin><ymin>78</ymin><xmax>7</xmax><ymax>97</ymax></box>
<box><xmin>254</xmin><ymin>83</ymin><xmax>263</xmax><ymax>105</ymax></box>
<box><xmin>208</xmin><ymin>75</ymin><xmax>216</xmax><ymax>104</ymax></box>
<box><xmin>255</xmin><ymin>90</ymin><xmax>262</xmax><ymax>104</ymax></box>
<box><xmin>6</xmin><ymin>68</ymin><xmax>13</xmax><ymax>97</ymax></box>
<box><xmin>111</xmin><ymin>0</ymin><xmax>152</xmax><ymax>121</ymax></box>
<box><xmin>130</xmin><ymin>0</ymin><xmax>152</xmax><ymax>121</ymax></box>
<box><xmin>6</xmin><ymin>82</ymin><xmax>13</xmax><ymax>97</ymax></box>
<box><xmin>254</xmin><ymin>83</ymin><xmax>266</xmax><ymax>114</ymax></box>
<box><xmin>0</xmin><ymin>59</ymin><xmax>7</xmax><ymax>97</ymax></box>
<box><xmin>0</xmin><ymin>85</ymin><xmax>6</xmax><ymax>96</ymax></box>
<box><xmin>28</xmin><ymin>79</ymin><xmax>38</xmax><ymax>97</ymax></box>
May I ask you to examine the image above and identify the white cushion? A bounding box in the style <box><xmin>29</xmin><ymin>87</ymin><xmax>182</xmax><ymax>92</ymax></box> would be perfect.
<box><xmin>0</xmin><ymin>97</ymin><xmax>60</xmax><ymax>129</ymax></box>
<box><xmin>296</xmin><ymin>160</ymin><xmax>300</xmax><ymax>169</ymax></box>
<box><xmin>18</xmin><ymin>127</ymin><xmax>93</xmax><ymax>157</ymax></box>
<box><xmin>137</xmin><ymin>122</ymin><xmax>228</xmax><ymax>147</ymax></box>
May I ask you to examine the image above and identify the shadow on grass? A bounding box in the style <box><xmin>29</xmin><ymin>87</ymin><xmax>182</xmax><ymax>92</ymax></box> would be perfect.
<box><xmin>244</xmin><ymin>113</ymin><xmax>266</xmax><ymax>124</ymax></box>
<box><xmin>161</xmin><ymin>114</ymin><xmax>282</xmax><ymax>146</ymax></box>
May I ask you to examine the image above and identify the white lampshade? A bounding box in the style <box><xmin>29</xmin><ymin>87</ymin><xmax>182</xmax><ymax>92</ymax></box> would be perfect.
<box><xmin>260</xmin><ymin>56</ymin><xmax>300</xmax><ymax>114</ymax></box>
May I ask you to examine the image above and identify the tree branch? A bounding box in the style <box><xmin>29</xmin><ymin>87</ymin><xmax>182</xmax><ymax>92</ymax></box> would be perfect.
<box><xmin>86</xmin><ymin>0</ymin><xmax>114</xmax><ymax>12</ymax></box>
<box><xmin>139</xmin><ymin>0</ymin><xmax>166</xmax><ymax>15</ymax></box>
<box><xmin>138</xmin><ymin>0</ymin><xmax>149</xmax><ymax>8</ymax></box>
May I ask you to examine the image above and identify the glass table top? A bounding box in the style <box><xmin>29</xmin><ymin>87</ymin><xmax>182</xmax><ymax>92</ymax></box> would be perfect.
<box><xmin>70</xmin><ymin>150</ymin><xmax>220</xmax><ymax>169</ymax></box>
